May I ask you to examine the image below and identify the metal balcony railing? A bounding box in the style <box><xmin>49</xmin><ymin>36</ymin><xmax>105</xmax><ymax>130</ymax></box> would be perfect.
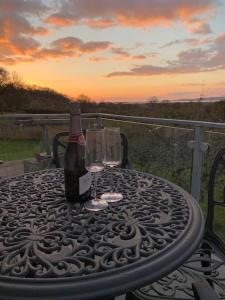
<box><xmin>1</xmin><ymin>113</ymin><xmax>225</xmax><ymax>202</ymax></box>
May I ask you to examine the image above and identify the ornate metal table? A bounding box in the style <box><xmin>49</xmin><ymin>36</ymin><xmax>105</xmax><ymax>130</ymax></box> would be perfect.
<box><xmin>0</xmin><ymin>168</ymin><xmax>204</xmax><ymax>300</ymax></box>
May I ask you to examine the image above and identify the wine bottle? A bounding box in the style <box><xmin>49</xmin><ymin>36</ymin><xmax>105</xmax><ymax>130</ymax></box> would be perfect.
<box><xmin>64</xmin><ymin>102</ymin><xmax>92</xmax><ymax>203</ymax></box>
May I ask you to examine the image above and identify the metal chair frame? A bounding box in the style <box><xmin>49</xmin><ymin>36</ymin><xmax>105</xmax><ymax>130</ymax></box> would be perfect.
<box><xmin>127</xmin><ymin>147</ymin><xmax>225</xmax><ymax>300</ymax></box>
<box><xmin>205</xmin><ymin>147</ymin><xmax>225</xmax><ymax>253</ymax></box>
<box><xmin>52</xmin><ymin>130</ymin><xmax>131</xmax><ymax>169</ymax></box>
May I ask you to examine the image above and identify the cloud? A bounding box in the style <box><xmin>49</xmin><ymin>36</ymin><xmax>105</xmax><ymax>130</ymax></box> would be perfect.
<box><xmin>109</xmin><ymin>47</ymin><xmax>146</xmax><ymax>60</ymax></box>
<box><xmin>0</xmin><ymin>0</ymin><xmax>221</xmax><ymax>67</ymax></box>
<box><xmin>29</xmin><ymin>37</ymin><xmax>111</xmax><ymax>61</ymax></box>
<box><xmin>106</xmin><ymin>61</ymin><xmax>204</xmax><ymax>78</ymax></box>
<box><xmin>89</xmin><ymin>53</ymin><xmax>146</xmax><ymax>63</ymax></box>
<box><xmin>185</xmin><ymin>38</ymin><xmax>213</xmax><ymax>46</ymax></box>
<box><xmin>0</xmin><ymin>1</ymin><xmax>48</xmax><ymax>38</ymax></box>
<box><xmin>0</xmin><ymin>1</ymin><xmax>111</xmax><ymax>65</ymax></box>
<box><xmin>51</xmin><ymin>37</ymin><xmax>111</xmax><ymax>53</ymax></box>
<box><xmin>45</xmin><ymin>0</ymin><xmax>218</xmax><ymax>30</ymax></box>
<box><xmin>106</xmin><ymin>35</ymin><xmax>225</xmax><ymax>77</ymax></box>
<box><xmin>45</xmin><ymin>14</ymin><xmax>76</xmax><ymax>26</ymax></box>
<box><xmin>0</xmin><ymin>0</ymin><xmax>49</xmax><ymax>63</ymax></box>
<box><xmin>186</xmin><ymin>19</ymin><xmax>212</xmax><ymax>34</ymax></box>
<box><xmin>0</xmin><ymin>0</ymin><xmax>47</xmax><ymax>15</ymax></box>
<box><xmin>0</xmin><ymin>35</ymin><xmax>112</xmax><ymax>64</ymax></box>
<box><xmin>0</xmin><ymin>56</ymin><xmax>34</xmax><ymax>65</ymax></box>
<box><xmin>84</xmin><ymin>18</ymin><xmax>118</xmax><ymax>29</ymax></box>
<box><xmin>132</xmin><ymin>55</ymin><xmax>146</xmax><ymax>60</ymax></box>
<box><xmin>215</xmin><ymin>33</ymin><xmax>225</xmax><ymax>47</ymax></box>
<box><xmin>0</xmin><ymin>15</ymin><xmax>43</xmax><ymax>58</ymax></box>
<box><xmin>0</xmin><ymin>14</ymin><xmax>48</xmax><ymax>39</ymax></box>
<box><xmin>160</xmin><ymin>40</ymin><xmax>183</xmax><ymax>48</ymax></box>
<box><xmin>161</xmin><ymin>37</ymin><xmax>213</xmax><ymax>48</ymax></box>
<box><xmin>111</xmin><ymin>47</ymin><xmax>130</xmax><ymax>57</ymax></box>
<box><xmin>87</xmin><ymin>46</ymin><xmax>148</xmax><ymax>62</ymax></box>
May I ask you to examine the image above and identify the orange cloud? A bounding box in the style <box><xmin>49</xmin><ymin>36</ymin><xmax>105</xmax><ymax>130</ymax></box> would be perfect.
<box><xmin>84</xmin><ymin>18</ymin><xmax>117</xmax><ymax>28</ymax></box>
<box><xmin>0</xmin><ymin>37</ymin><xmax>111</xmax><ymax>64</ymax></box>
<box><xmin>0</xmin><ymin>15</ymin><xmax>46</xmax><ymax>37</ymax></box>
<box><xmin>0</xmin><ymin>16</ymin><xmax>43</xmax><ymax>61</ymax></box>
<box><xmin>89</xmin><ymin>53</ymin><xmax>146</xmax><ymax>62</ymax></box>
<box><xmin>46</xmin><ymin>16</ymin><xmax>117</xmax><ymax>28</ymax></box>
<box><xmin>45</xmin><ymin>0</ymin><xmax>218</xmax><ymax>30</ymax></box>
<box><xmin>45</xmin><ymin>14</ymin><xmax>77</xmax><ymax>26</ymax></box>
<box><xmin>0</xmin><ymin>0</ymin><xmax>221</xmax><ymax>68</ymax></box>
<box><xmin>52</xmin><ymin>37</ymin><xmax>111</xmax><ymax>53</ymax></box>
<box><xmin>0</xmin><ymin>35</ymin><xmax>112</xmax><ymax>65</ymax></box>
<box><xmin>0</xmin><ymin>56</ymin><xmax>34</xmax><ymax>65</ymax></box>
<box><xmin>0</xmin><ymin>1</ymin><xmax>49</xmax><ymax>64</ymax></box>
<box><xmin>0</xmin><ymin>0</ymin><xmax>112</xmax><ymax>65</ymax></box>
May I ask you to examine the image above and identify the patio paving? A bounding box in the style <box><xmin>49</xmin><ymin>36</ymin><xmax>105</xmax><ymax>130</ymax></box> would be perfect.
<box><xmin>0</xmin><ymin>160</ymin><xmax>24</xmax><ymax>179</ymax></box>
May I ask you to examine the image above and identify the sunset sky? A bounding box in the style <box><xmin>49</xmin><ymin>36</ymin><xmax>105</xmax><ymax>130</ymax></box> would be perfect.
<box><xmin>1</xmin><ymin>0</ymin><xmax>225</xmax><ymax>102</ymax></box>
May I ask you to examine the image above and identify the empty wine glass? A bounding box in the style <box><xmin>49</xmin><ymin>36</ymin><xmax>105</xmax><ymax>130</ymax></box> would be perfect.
<box><xmin>84</xmin><ymin>129</ymin><xmax>108</xmax><ymax>211</ymax></box>
<box><xmin>101</xmin><ymin>127</ymin><xmax>123</xmax><ymax>202</ymax></box>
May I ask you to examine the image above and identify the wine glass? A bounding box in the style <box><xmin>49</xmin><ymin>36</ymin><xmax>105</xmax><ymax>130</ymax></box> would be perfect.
<box><xmin>101</xmin><ymin>127</ymin><xmax>123</xmax><ymax>202</ymax></box>
<box><xmin>84</xmin><ymin>129</ymin><xmax>108</xmax><ymax>211</ymax></box>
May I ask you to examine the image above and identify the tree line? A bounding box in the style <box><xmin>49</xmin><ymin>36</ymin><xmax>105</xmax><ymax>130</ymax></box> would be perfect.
<box><xmin>1</xmin><ymin>66</ymin><xmax>225</xmax><ymax>122</ymax></box>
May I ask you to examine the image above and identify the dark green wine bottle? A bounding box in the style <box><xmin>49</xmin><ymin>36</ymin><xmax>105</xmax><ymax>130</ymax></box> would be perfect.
<box><xmin>64</xmin><ymin>102</ymin><xmax>91</xmax><ymax>203</ymax></box>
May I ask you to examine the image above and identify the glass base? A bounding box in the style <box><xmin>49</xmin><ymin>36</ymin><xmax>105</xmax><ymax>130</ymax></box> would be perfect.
<box><xmin>84</xmin><ymin>198</ymin><xmax>108</xmax><ymax>211</ymax></box>
<box><xmin>101</xmin><ymin>192</ymin><xmax>123</xmax><ymax>203</ymax></box>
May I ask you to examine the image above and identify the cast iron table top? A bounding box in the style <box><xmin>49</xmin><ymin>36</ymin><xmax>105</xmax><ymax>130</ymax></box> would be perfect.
<box><xmin>0</xmin><ymin>168</ymin><xmax>204</xmax><ymax>300</ymax></box>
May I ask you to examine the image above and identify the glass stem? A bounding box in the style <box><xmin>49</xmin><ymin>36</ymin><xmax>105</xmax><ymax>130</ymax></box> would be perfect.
<box><xmin>110</xmin><ymin>166</ymin><xmax>113</xmax><ymax>193</ymax></box>
<box><xmin>94</xmin><ymin>172</ymin><xmax>97</xmax><ymax>200</ymax></box>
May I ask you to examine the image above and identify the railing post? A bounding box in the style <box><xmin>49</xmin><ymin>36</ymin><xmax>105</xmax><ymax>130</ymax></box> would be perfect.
<box><xmin>41</xmin><ymin>124</ymin><xmax>51</xmax><ymax>155</ymax></box>
<box><xmin>96</xmin><ymin>115</ymin><xmax>103</xmax><ymax>129</ymax></box>
<box><xmin>191</xmin><ymin>127</ymin><xmax>204</xmax><ymax>201</ymax></box>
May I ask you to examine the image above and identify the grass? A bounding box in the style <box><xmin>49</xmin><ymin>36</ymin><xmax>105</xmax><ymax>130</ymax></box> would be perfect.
<box><xmin>0</xmin><ymin>139</ymin><xmax>40</xmax><ymax>161</ymax></box>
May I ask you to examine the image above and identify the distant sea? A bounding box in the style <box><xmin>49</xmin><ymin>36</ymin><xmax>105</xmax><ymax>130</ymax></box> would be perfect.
<box><xmin>164</xmin><ymin>96</ymin><xmax>225</xmax><ymax>103</ymax></box>
<box><xmin>117</xmin><ymin>96</ymin><xmax>225</xmax><ymax>104</ymax></box>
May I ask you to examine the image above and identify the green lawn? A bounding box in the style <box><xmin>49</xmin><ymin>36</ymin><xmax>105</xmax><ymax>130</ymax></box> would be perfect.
<box><xmin>0</xmin><ymin>139</ymin><xmax>40</xmax><ymax>161</ymax></box>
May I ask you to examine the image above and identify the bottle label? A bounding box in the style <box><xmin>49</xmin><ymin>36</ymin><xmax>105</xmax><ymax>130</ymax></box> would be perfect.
<box><xmin>69</xmin><ymin>134</ymin><xmax>85</xmax><ymax>145</ymax></box>
<box><xmin>79</xmin><ymin>172</ymin><xmax>92</xmax><ymax>195</ymax></box>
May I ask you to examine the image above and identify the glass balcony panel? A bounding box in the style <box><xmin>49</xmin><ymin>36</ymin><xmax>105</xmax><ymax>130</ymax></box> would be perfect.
<box><xmin>102</xmin><ymin>119</ymin><xmax>194</xmax><ymax>193</ymax></box>
<box><xmin>201</xmin><ymin>129</ymin><xmax>225</xmax><ymax>242</ymax></box>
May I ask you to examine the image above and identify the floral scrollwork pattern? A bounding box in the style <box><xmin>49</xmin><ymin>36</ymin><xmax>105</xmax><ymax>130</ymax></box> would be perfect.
<box><xmin>0</xmin><ymin>168</ymin><xmax>190</xmax><ymax>279</ymax></box>
<box><xmin>134</xmin><ymin>241</ymin><xmax>225</xmax><ymax>299</ymax></box>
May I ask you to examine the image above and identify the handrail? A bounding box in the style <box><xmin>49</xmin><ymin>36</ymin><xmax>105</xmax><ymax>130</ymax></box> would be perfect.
<box><xmin>0</xmin><ymin>113</ymin><xmax>96</xmax><ymax>120</ymax></box>
<box><xmin>0</xmin><ymin>113</ymin><xmax>69</xmax><ymax>119</ymax></box>
<box><xmin>98</xmin><ymin>113</ymin><xmax>225</xmax><ymax>129</ymax></box>
<box><xmin>1</xmin><ymin>112</ymin><xmax>225</xmax><ymax>129</ymax></box>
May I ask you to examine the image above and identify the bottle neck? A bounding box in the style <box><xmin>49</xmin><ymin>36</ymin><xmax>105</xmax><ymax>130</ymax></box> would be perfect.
<box><xmin>69</xmin><ymin>114</ymin><xmax>82</xmax><ymax>136</ymax></box>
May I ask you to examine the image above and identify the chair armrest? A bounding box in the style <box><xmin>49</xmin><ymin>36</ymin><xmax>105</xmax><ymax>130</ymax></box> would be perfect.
<box><xmin>192</xmin><ymin>281</ymin><xmax>219</xmax><ymax>300</ymax></box>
